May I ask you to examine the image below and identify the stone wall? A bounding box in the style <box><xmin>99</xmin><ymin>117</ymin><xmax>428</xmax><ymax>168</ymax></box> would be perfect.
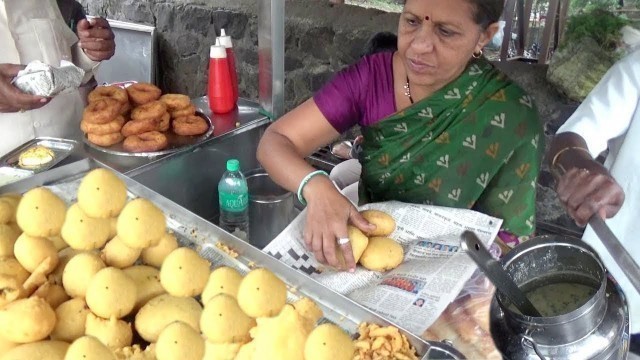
<box><xmin>81</xmin><ymin>0</ymin><xmax>582</xmax><ymax>237</ymax></box>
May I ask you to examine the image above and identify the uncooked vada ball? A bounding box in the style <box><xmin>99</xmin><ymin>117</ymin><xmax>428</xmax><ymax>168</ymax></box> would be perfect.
<box><xmin>360</xmin><ymin>210</ymin><xmax>396</xmax><ymax>236</ymax></box>
<box><xmin>122</xmin><ymin>265</ymin><xmax>165</xmax><ymax>310</ymax></box>
<box><xmin>0</xmin><ymin>257</ymin><xmax>29</xmax><ymax>284</ymax></box>
<box><xmin>0</xmin><ymin>334</ymin><xmax>17</xmax><ymax>354</ymax></box>
<box><xmin>49</xmin><ymin>235</ymin><xmax>69</xmax><ymax>251</ymax></box>
<box><xmin>50</xmin><ymin>298</ymin><xmax>91</xmax><ymax>342</ymax></box>
<box><xmin>49</xmin><ymin>247</ymin><xmax>81</xmax><ymax>286</ymax></box>
<box><xmin>0</xmin><ymin>297</ymin><xmax>56</xmax><ymax>343</ymax></box>
<box><xmin>61</xmin><ymin>203</ymin><xmax>110</xmax><ymax>250</ymax></box>
<box><xmin>201</xmin><ymin>266</ymin><xmax>243</xmax><ymax>304</ymax></box>
<box><xmin>101</xmin><ymin>236</ymin><xmax>141</xmax><ymax>269</ymax></box>
<box><xmin>0</xmin><ymin>274</ymin><xmax>23</xmax><ymax>307</ymax></box>
<box><xmin>141</xmin><ymin>232</ymin><xmax>178</xmax><ymax>267</ymax></box>
<box><xmin>117</xmin><ymin>198</ymin><xmax>166</xmax><ymax>249</ymax></box>
<box><xmin>0</xmin><ymin>197</ymin><xmax>16</xmax><ymax>224</ymax></box>
<box><xmin>160</xmin><ymin>247</ymin><xmax>210</xmax><ymax>297</ymax></box>
<box><xmin>33</xmin><ymin>282</ymin><xmax>70</xmax><ymax>309</ymax></box>
<box><xmin>235</xmin><ymin>341</ymin><xmax>255</xmax><ymax>360</ymax></box>
<box><xmin>64</xmin><ymin>335</ymin><xmax>116</xmax><ymax>360</ymax></box>
<box><xmin>77</xmin><ymin>168</ymin><xmax>127</xmax><ymax>219</ymax></box>
<box><xmin>13</xmin><ymin>233</ymin><xmax>59</xmax><ymax>273</ymax></box>
<box><xmin>156</xmin><ymin>321</ymin><xmax>205</xmax><ymax>360</ymax></box>
<box><xmin>200</xmin><ymin>294</ymin><xmax>255</xmax><ymax>344</ymax></box>
<box><xmin>203</xmin><ymin>342</ymin><xmax>242</xmax><ymax>360</ymax></box>
<box><xmin>0</xmin><ymin>224</ymin><xmax>19</xmax><ymax>257</ymax></box>
<box><xmin>237</xmin><ymin>268</ymin><xmax>287</xmax><ymax>317</ymax></box>
<box><xmin>86</xmin><ymin>267</ymin><xmax>137</xmax><ymax>319</ymax></box>
<box><xmin>108</xmin><ymin>217</ymin><xmax>117</xmax><ymax>239</ymax></box>
<box><xmin>1</xmin><ymin>340</ymin><xmax>69</xmax><ymax>360</ymax></box>
<box><xmin>359</xmin><ymin>237</ymin><xmax>404</xmax><ymax>271</ymax></box>
<box><xmin>16</xmin><ymin>187</ymin><xmax>66</xmax><ymax>237</ymax></box>
<box><xmin>62</xmin><ymin>252</ymin><xmax>105</xmax><ymax>298</ymax></box>
<box><xmin>135</xmin><ymin>294</ymin><xmax>202</xmax><ymax>343</ymax></box>
<box><xmin>85</xmin><ymin>313</ymin><xmax>133</xmax><ymax>350</ymax></box>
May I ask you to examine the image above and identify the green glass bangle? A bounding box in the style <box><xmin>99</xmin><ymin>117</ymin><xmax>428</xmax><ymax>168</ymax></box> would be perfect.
<box><xmin>297</xmin><ymin>170</ymin><xmax>329</xmax><ymax>206</ymax></box>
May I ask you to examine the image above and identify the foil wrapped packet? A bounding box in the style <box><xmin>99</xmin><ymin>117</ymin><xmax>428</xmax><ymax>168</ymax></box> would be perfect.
<box><xmin>12</xmin><ymin>60</ymin><xmax>85</xmax><ymax>97</ymax></box>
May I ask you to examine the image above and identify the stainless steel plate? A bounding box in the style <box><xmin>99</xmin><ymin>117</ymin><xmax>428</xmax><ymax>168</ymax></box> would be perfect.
<box><xmin>0</xmin><ymin>137</ymin><xmax>78</xmax><ymax>173</ymax></box>
<box><xmin>83</xmin><ymin>111</ymin><xmax>214</xmax><ymax>158</ymax></box>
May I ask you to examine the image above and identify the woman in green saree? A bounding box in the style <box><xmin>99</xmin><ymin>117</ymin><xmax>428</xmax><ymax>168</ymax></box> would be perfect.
<box><xmin>257</xmin><ymin>0</ymin><xmax>543</xmax><ymax>271</ymax></box>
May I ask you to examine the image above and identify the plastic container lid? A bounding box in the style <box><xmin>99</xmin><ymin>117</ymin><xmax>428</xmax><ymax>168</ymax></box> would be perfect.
<box><xmin>218</xmin><ymin>29</ymin><xmax>233</xmax><ymax>49</ymax></box>
<box><xmin>226</xmin><ymin>159</ymin><xmax>240</xmax><ymax>172</ymax></box>
<box><xmin>209</xmin><ymin>38</ymin><xmax>227</xmax><ymax>58</ymax></box>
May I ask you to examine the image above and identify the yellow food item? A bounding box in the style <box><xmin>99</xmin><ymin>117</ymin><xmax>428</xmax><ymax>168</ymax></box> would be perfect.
<box><xmin>51</xmin><ymin>298</ymin><xmax>90</xmax><ymax>342</ymax></box>
<box><xmin>359</xmin><ymin>237</ymin><xmax>404</xmax><ymax>271</ymax></box>
<box><xmin>201</xmin><ymin>266</ymin><xmax>243</xmax><ymax>304</ymax></box>
<box><xmin>32</xmin><ymin>282</ymin><xmax>70</xmax><ymax>309</ymax></box>
<box><xmin>203</xmin><ymin>341</ymin><xmax>242</xmax><ymax>360</ymax></box>
<box><xmin>86</xmin><ymin>267</ymin><xmax>137</xmax><ymax>319</ymax></box>
<box><xmin>1</xmin><ymin>340</ymin><xmax>69</xmax><ymax>360</ymax></box>
<box><xmin>0</xmin><ymin>257</ymin><xmax>29</xmax><ymax>284</ymax></box>
<box><xmin>140</xmin><ymin>232</ymin><xmax>178</xmax><ymax>267</ymax></box>
<box><xmin>85</xmin><ymin>313</ymin><xmax>132</xmax><ymax>350</ymax></box>
<box><xmin>200</xmin><ymin>294</ymin><xmax>255</xmax><ymax>344</ymax></box>
<box><xmin>0</xmin><ymin>223</ymin><xmax>19</xmax><ymax>257</ymax></box>
<box><xmin>13</xmin><ymin>233</ymin><xmax>59</xmax><ymax>273</ymax></box>
<box><xmin>237</xmin><ymin>268</ymin><xmax>287</xmax><ymax>318</ymax></box>
<box><xmin>122</xmin><ymin>265</ymin><xmax>165</xmax><ymax>311</ymax></box>
<box><xmin>304</xmin><ymin>323</ymin><xmax>354</xmax><ymax>360</ymax></box>
<box><xmin>160</xmin><ymin>247</ymin><xmax>210</xmax><ymax>297</ymax></box>
<box><xmin>252</xmin><ymin>305</ymin><xmax>310</xmax><ymax>360</ymax></box>
<box><xmin>7</xmin><ymin>222</ymin><xmax>21</xmax><ymax>237</ymax></box>
<box><xmin>16</xmin><ymin>187</ymin><xmax>66</xmax><ymax>237</ymax></box>
<box><xmin>61</xmin><ymin>203</ymin><xmax>111</xmax><ymax>250</ymax></box>
<box><xmin>101</xmin><ymin>236</ymin><xmax>141</xmax><ymax>269</ymax></box>
<box><xmin>354</xmin><ymin>322</ymin><xmax>419</xmax><ymax>360</ymax></box>
<box><xmin>62</xmin><ymin>252</ymin><xmax>105</xmax><ymax>298</ymax></box>
<box><xmin>49</xmin><ymin>235</ymin><xmax>68</xmax><ymax>251</ymax></box>
<box><xmin>117</xmin><ymin>198</ymin><xmax>165</xmax><ymax>249</ymax></box>
<box><xmin>293</xmin><ymin>297</ymin><xmax>324</xmax><ymax>332</ymax></box>
<box><xmin>18</xmin><ymin>146</ymin><xmax>55</xmax><ymax>169</ymax></box>
<box><xmin>113</xmin><ymin>344</ymin><xmax>156</xmax><ymax>360</ymax></box>
<box><xmin>49</xmin><ymin>247</ymin><xmax>81</xmax><ymax>286</ymax></box>
<box><xmin>0</xmin><ymin>334</ymin><xmax>17</xmax><ymax>354</ymax></box>
<box><xmin>109</xmin><ymin>217</ymin><xmax>118</xmax><ymax>239</ymax></box>
<box><xmin>156</xmin><ymin>321</ymin><xmax>205</xmax><ymax>360</ymax></box>
<box><xmin>0</xmin><ymin>274</ymin><xmax>23</xmax><ymax>307</ymax></box>
<box><xmin>0</xmin><ymin>297</ymin><xmax>56</xmax><ymax>343</ymax></box>
<box><xmin>134</xmin><ymin>294</ymin><xmax>202</xmax><ymax>343</ymax></box>
<box><xmin>361</xmin><ymin>210</ymin><xmax>396</xmax><ymax>237</ymax></box>
<box><xmin>234</xmin><ymin>341</ymin><xmax>255</xmax><ymax>360</ymax></box>
<box><xmin>77</xmin><ymin>169</ymin><xmax>127</xmax><ymax>219</ymax></box>
<box><xmin>0</xmin><ymin>198</ymin><xmax>16</xmax><ymax>224</ymax></box>
<box><xmin>65</xmin><ymin>335</ymin><xmax>116</xmax><ymax>360</ymax></box>
<box><xmin>336</xmin><ymin>226</ymin><xmax>369</xmax><ymax>268</ymax></box>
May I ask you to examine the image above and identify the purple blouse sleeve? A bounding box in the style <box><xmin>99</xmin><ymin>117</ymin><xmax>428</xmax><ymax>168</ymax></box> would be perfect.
<box><xmin>313</xmin><ymin>57</ymin><xmax>371</xmax><ymax>133</ymax></box>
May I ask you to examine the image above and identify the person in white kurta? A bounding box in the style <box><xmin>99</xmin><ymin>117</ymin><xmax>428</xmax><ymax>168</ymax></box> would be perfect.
<box><xmin>0</xmin><ymin>0</ymin><xmax>115</xmax><ymax>156</ymax></box>
<box><xmin>551</xmin><ymin>49</ymin><xmax>640</xmax><ymax>336</ymax></box>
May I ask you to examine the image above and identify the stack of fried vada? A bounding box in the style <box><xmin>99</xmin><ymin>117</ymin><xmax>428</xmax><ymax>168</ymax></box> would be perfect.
<box><xmin>82</xmin><ymin>86</ymin><xmax>129</xmax><ymax>147</ymax></box>
<box><xmin>82</xmin><ymin>82</ymin><xmax>209</xmax><ymax>153</ymax></box>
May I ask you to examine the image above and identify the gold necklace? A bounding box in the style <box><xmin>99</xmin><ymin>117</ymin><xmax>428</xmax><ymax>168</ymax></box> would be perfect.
<box><xmin>403</xmin><ymin>75</ymin><xmax>414</xmax><ymax>104</ymax></box>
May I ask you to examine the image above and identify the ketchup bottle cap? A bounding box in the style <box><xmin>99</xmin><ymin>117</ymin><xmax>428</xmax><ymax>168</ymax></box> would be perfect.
<box><xmin>219</xmin><ymin>29</ymin><xmax>233</xmax><ymax>49</ymax></box>
<box><xmin>209</xmin><ymin>38</ymin><xmax>227</xmax><ymax>58</ymax></box>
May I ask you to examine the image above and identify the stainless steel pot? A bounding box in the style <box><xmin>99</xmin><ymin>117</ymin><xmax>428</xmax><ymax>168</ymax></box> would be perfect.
<box><xmin>490</xmin><ymin>235</ymin><xmax>630</xmax><ymax>359</ymax></box>
<box><xmin>245</xmin><ymin>169</ymin><xmax>295</xmax><ymax>249</ymax></box>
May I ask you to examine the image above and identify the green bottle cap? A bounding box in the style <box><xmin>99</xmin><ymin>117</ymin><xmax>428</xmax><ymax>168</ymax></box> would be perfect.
<box><xmin>226</xmin><ymin>159</ymin><xmax>240</xmax><ymax>171</ymax></box>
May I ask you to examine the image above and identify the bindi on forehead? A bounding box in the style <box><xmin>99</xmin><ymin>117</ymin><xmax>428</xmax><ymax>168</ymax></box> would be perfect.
<box><xmin>425</xmin><ymin>15</ymin><xmax>430</xmax><ymax>21</ymax></box>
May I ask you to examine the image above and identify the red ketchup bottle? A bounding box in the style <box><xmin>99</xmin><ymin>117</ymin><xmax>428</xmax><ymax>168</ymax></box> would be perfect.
<box><xmin>208</xmin><ymin>38</ymin><xmax>235</xmax><ymax>114</ymax></box>
<box><xmin>218</xmin><ymin>29</ymin><xmax>238</xmax><ymax>105</ymax></box>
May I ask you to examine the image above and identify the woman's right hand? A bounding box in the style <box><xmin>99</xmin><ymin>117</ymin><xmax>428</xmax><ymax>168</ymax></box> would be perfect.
<box><xmin>302</xmin><ymin>175</ymin><xmax>375</xmax><ymax>271</ymax></box>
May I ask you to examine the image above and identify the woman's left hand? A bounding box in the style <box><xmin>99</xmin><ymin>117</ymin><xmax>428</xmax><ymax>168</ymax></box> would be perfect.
<box><xmin>555</xmin><ymin>160</ymin><xmax>624</xmax><ymax>226</ymax></box>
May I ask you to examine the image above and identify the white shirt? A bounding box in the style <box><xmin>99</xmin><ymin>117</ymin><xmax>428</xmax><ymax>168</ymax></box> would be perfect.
<box><xmin>557</xmin><ymin>49</ymin><xmax>640</xmax><ymax>333</ymax></box>
<box><xmin>0</xmin><ymin>0</ymin><xmax>99</xmax><ymax>156</ymax></box>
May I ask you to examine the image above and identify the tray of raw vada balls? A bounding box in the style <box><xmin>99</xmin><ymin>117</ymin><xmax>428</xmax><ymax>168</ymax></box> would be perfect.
<box><xmin>81</xmin><ymin>82</ymin><xmax>213</xmax><ymax>157</ymax></box>
<box><xmin>0</xmin><ymin>163</ymin><xmax>428</xmax><ymax>360</ymax></box>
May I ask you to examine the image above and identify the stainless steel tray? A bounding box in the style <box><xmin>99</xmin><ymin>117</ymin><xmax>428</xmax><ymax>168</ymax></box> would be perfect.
<box><xmin>0</xmin><ymin>158</ymin><xmax>464</xmax><ymax>360</ymax></box>
<box><xmin>0</xmin><ymin>137</ymin><xmax>78</xmax><ymax>174</ymax></box>
<box><xmin>83</xmin><ymin>111</ymin><xmax>214</xmax><ymax>158</ymax></box>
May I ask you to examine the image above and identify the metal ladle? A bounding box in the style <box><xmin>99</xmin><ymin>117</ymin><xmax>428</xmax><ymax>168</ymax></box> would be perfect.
<box><xmin>460</xmin><ymin>231</ymin><xmax>542</xmax><ymax>317</ymax></box>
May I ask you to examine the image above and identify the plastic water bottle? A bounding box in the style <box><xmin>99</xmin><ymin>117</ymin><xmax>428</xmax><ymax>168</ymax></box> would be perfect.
<box><xmin>218</xmin><ymin>159</ymin><xmax>249</xmax><ymax>240</ymax></box>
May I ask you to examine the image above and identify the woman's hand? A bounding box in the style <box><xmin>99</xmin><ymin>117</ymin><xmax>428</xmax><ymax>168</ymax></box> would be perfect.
<box><xmin>77</xmin><ymin>18</ymin><xmax>116</xmax><ymax>61</ymax></box>
<box><xmin>555</xmin><ymin>159</ymin><xmax>624</xmax><ymax>227</ymax></box>
<box><xmin>302</xmin><ymin>175</ymin><xmax>375</xmax><ymax>271</ymax></box>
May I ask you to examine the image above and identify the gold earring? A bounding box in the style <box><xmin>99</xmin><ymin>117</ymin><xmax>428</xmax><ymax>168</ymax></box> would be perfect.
<box><xmin>472</xmin><ymin>49</ymin><xmax>483</xmax><ymax>59</ymax></box>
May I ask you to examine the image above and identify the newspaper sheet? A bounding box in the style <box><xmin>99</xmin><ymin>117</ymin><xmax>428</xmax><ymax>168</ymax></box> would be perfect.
<box><xmin>264</xmin><ymin>200</ymin><xmax>502</xmax><ymax>336</ymax></box>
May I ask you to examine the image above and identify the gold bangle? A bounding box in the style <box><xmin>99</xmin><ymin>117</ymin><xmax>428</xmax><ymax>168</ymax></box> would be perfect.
<box><xmin>551</xmin><ymin>146</ymin><xmax>591</xmax><ymax>169</ymax></box>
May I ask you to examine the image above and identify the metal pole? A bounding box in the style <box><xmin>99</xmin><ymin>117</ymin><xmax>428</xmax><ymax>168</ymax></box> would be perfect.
<box><xmin>258</xmin><ymin>0</ymin><xmax>285</xmax><ymax>120</ymax></box>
